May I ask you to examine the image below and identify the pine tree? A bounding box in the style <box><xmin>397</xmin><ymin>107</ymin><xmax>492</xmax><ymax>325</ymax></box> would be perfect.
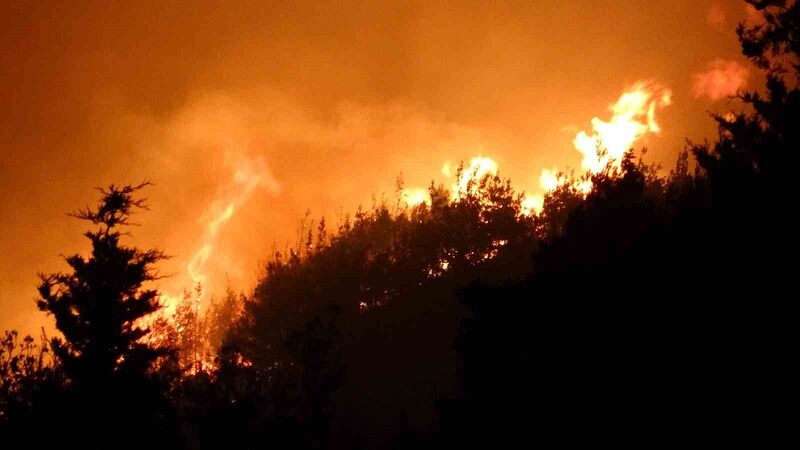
<box><xmin>37</xmin><ymin>182</ymin><xmax>168</xmax><ymax>384</ymax></box>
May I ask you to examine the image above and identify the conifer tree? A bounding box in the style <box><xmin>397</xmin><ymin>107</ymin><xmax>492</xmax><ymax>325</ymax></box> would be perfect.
<box><xmin>37</xmin><ymin>183</ymin><xmax>167</xmax><ymax>384</ymax></box>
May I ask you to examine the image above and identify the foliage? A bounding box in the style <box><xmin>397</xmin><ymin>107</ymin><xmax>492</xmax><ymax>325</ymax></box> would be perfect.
<box><xmin>36</xmin><ymin>182</ymin><xmax>169</xmax><ymax>383</ymax></box>
<box><xmin>0</xmin><ymin>329</ymin><xmax>62</xmax><ymax>436</ymax></box>
<box><xmin>19</xmin><ymin>182</ymin><xmax>180</xmax><ymax>446</ymax></box>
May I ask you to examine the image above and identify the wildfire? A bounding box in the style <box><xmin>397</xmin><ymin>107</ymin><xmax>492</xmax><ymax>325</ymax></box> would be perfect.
<box><xmin>522</xmin><ymin>81</ymin><xmax>672</xmax><ymax>214</ymax></box>
<box><xmin>451</xmin><ymin>156</ymin><xmax>499</xmax><ymax>200</ymax></box>
<box><xmin>573</xmin><ymin>81</ymin><xmax>672</xmax><ymax>174</ymax></box>
<box><xmin>158</xmin><ymin>156</ymin><xmax>278</xmax><ymax>316</ymax></box>
<box><xmin>187</xmin><ymin>156</ymin><xmax>278</xmax><ymax>294</ymax></box>
<box><xmin>401</xmin><ymin>156</ymin><xmax>499</xmax><ymax>207</ymax></box>
<box><xmin>401</xmin><ymin>82</ymin><xmax>672</xmax><ymax>216</ymax></box>
<box><xmin>521</xmin><ymin>168</ymin><xmax>563</xmax><ymax>215</ymax></box>
<box><xmin>402</xmin><ymin>82</ymin><xmax>673</xmax><ymax>216</ymax></box>
<box><xmin>144</xmin><ymin>156</ymin><xmax>279</xmax><ymax>374</ymax></box>
<box><xmin>401</xmin><ymin>187</ymin><xmax>430</xmax><ymax>207</ymax></box>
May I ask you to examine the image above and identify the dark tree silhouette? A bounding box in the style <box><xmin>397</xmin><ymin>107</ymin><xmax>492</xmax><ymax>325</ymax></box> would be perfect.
<box><xmin>37</xmin><ymin>182</ymin><xmax>167</xmax><ymax>383</ymax></box>
<box><xmin>443</xmin><ymin>2</ymin><xmax>797</xmax><ymax>447</ymax></box>
<box><xmin>209</xmin><ymin>172</ymin><xmax>536</xmax><ymax>449</ymax></box>
<box><xmin>0</xmin><ymin>329</ymin><xmax>63</xmax><ymax>439</ymax></box>
<box><xmin>33</xmin><ymin>182</ymin><xmax>180</xmax><ymax>447</ymax></box>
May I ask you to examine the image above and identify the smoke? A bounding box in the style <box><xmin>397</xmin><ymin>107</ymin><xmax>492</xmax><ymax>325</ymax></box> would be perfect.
<box><xmin>131</xmin><ymin>89</ymin><xmax>497</xmax><ymax>307</ymax></box>
<box><xmin>707</xmin><ymin>1</ymin><xmax>727</xmax><ymax>32</ymax></box>
<box><xmin>692</xmin><ymin>59</ymin><xmax>749</xmax><ymax>100</ymax></box>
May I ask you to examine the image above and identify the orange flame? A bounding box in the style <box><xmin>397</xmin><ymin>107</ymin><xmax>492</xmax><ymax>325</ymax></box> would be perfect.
<box><xmin>401</xmin><ymin>187</ymin><xmax>430</xmax><ymax>207</ymax></box>
<box><xmin>159</xmin><ymin>156</ymin><xmax>278</xmax><ymax>315</ymax></box>
<box><xmin>187</xmin><ymin>157</ymin><xmax>278</xmax><ymax>293</ymax></box>
<box><xmin>521</xmin><ymin>81</ymin><xmax>672</xmax><ymax>215</ymax></box>
<box><xmin>521</xmin><ymin>168</ymin><xmax>563</xmax><ymax>215</ymax></box>
<box><xmin>400</xmin><ymin>83</ymin><xmax>672</xmax><ymax>217</ymax></box>
<box><xmin>573</xmin><ymin>81</ymin><xmax>671</xmax><ymax>174</ymax></box>
<box><xmin>573</xmin><ymin>81</ymin><xmax>671</xmax><ymax>186</ymax></box>
<box><xmin>451</xmin><ymin>156</ymin><xmax>499</xmax><ymax>200</ymax></box>
<box><xmin>401</xmin><ymin>156</ymin><xmax>499</xmax><ymax>207</ymax></box>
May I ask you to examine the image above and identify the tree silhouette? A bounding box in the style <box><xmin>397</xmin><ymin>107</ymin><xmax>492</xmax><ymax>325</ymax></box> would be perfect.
<box><xmin>35</xmin><ymin>182</ymin><xmax>180</xmax><ymax>447</ymax></box>
<box><xmin>442</xmin><ymin>2</ymin><xmax>797</xmax><ymax>446</ymax></box>
<box><xmin>0</xmin><ymin>329</ymin><xmax>63</xmax><ymax>439</ymax></box>
<box><xmin>37</xmin><ymin>182</ymin><xmax>167</xmax><ymax>383</ymax></box>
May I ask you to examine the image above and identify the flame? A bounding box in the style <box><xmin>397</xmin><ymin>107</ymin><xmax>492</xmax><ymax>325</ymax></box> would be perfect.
<box><xmin>573</xmin><ymin>81</ymin><xmax>672</xmax><ymax>174</ymax></box>
<box><xmin>521</xmin><ymin>168</ymin><xmax>562</xmax><ymax>215</ymax></box>
<box><xmin>441</xmin><ymin>161</ymin><xmax>453</xmax><ymax>178</ymax></box>
<box><xmin>186</xmin><ymin>156</ymin><xmax>278</xmax><ymax>293</ymax></box>
<box><xmin>520</xmin><ymin>81</ymin><xmax>672</xmax><ymax>215</ymax></box>
<box><xmin>402</xmin><ymin>156</ymin><xmax>499</xmax><ymax>207</ymax></box>
<box><xmin>157</xmin><ymin>156</ymin><xmax>279</xmax><ymax>316</ymax></box>
<box><xmin>538</xmin><ymin>168</ymin><xmax>561</xmax><ymax>191</ymax></box>
<box><xmin>521</xmin><ymin>195</ymin><xmax>542</xmax><ymax>216</ymax></box>
<box><xmin>207</xmin><ymin>204</ymin><xmax>235</xmax><ymax>237</ymax></box>
<box><xmin>400</xmin><ymin>82</ymin><xmax>672</xmax><ymax>217</ymax></box>
<box><xmin>440</xmin><ymin>161</ymin><xmax>453</xmax><ymax>178</ymax></box>
<box><xmin>401</xmin><ymin>187</ymin><xmax>430</xmax><ymax>207</ymax></box>
<box><xmin>452</xmin><ymin>156</ymin><xmax>499</xmax><ymax>199</ymax></box>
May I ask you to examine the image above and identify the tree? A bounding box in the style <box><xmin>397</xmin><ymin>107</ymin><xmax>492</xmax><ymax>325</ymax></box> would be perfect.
<box><xmin>695</xmin><ymin>0</ymin><xmax>798</xmax><ymax>205</ymax></box>
<box><xmin>220</xmin><ymin>171</ymin><xmax>537</xmax><ymax>448</ymax></box>
<box><xmin>35</xmin><ymin>182</ymin><xmax>179</xmax><ymax>446</ymax></box>
<box><xmin>37</xmin><ymin>182</ymin><xmax>167</xmax><ymax>383</ymax></box>
<box><xmin>691</xmin><ymin>0</ymin><xmax>798</xmax><ymax>294</ymax></box>
<box><xmin>0</xmin><ymin>329</ymin><xmax>62</xmax><ymax>438</ymax></box>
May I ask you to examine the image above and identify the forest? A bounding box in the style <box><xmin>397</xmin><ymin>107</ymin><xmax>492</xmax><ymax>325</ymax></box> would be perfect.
<box><xmin>1</xmin><ymin>1</ymin><xmax>796</xmax><ymax>447</ymax></box>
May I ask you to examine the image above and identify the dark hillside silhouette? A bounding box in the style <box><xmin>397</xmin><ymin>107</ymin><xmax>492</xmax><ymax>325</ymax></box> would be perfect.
<box><xmin>443</xmin><ymin>1</ymin><xmax>797</xmax><ymax>446</ymax></box>
<box><xmin>212</xmin><ymin>174</ymin><xmax>537</xmax><ymax>448</ymax></box>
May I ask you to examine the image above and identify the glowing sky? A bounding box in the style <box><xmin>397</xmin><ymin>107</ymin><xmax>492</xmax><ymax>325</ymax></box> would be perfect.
<box><xmin>1</xmin><ymin>0</ymin><xmax>757</xmax><ymax>333</ymax></box>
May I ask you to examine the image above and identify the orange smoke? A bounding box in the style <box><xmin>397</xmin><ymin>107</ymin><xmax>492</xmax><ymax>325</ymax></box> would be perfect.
<box><xmin>161</xmin><ymin>156</ymin><xmax>279</xmax><ymax>313</ymax></box>
<box><xmin>706</xmin><ymin>1</ymin><xmax>727</xmax><ymax>32</ymax></box>
<box><xmin>189</xmin><ymin>157</ymin><xmax>278</xmax><ymax>290</ymax></box>
<box><xmin>692</xmin><ymin>59</ymin><xmax>749</xmax><ymax>101</ymax></box>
